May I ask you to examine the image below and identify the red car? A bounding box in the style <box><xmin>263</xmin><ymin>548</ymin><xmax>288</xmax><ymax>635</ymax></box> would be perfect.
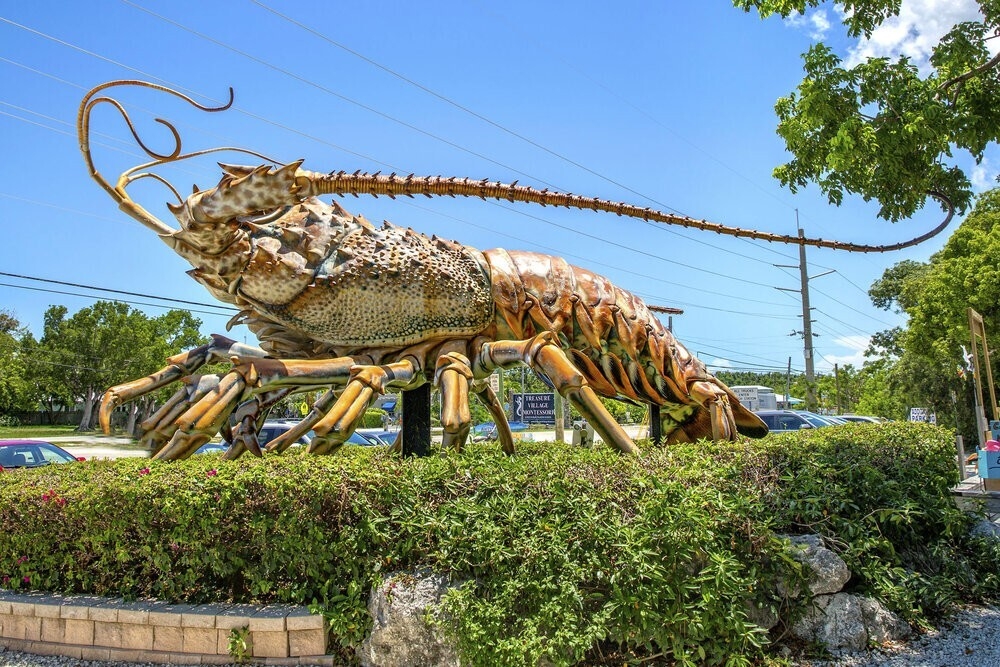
<box><xmin>0</xmin><ymin>439</ymin><xmax>85</xmax><ymax>470</ymax></box>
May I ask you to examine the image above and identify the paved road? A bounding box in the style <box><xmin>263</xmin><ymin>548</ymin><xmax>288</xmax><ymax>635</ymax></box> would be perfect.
<box><xmin>42</xmin><ymin>435</ymin><xmax>151</xmax><ymax>460</ymax></box>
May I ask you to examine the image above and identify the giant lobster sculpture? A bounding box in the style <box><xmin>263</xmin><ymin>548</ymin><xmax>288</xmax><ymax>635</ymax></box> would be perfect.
<box><xmin>80</xmin><ymin>81</ymin><xmax>952</xmax><ymax>460</ymax></box>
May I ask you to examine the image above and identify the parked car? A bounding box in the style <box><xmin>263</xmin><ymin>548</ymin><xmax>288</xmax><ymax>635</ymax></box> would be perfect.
<box><xmin>195</xmin><ymin>442</ymin><xmax>229</xmax><ymax>455</ymax></box>
<box><xmin>356</xmin><ymin>429</ymin><xmax>398</xmax><ymax>447</ymax></box>
<box><xmin>0</xmin><ymin>439</ymin><xmax>84</xmax><ymax>470</ymax></box>
<box><xmin>839</xmin><ymin>414</ymin><xmax>885</xmax><ymax>424</ymax></box>
<box><xmin>819</xmin><ymin>415</ymin><xmax>850</xmax><ymax>425</ymax></box>
<box><xmin>221</xmin><ymin>420</ymin><xmax>312</xmax><ymax>450</ymax></box>
<box><xmin>346</xmin><ymin>430</ymin><xmax>391</xmax><ymax>446</ymax></box>
<box><xmin>222</xmin><ymin>420</ymin><xmax>395</xmax><ymax>449</ymax></box>
<box><xmin>472</xmin><ymin>422</ymin><xmax>497</xmax><ymax>436</ymax></box>
<box><xmin>754</xmin><ymin>410</ymin><xmax>835</xmax><ymax>433</ymax></box>
<box><xmin>798</xmin><ymin>411</ymin><xmax>847</xmax><ymax>428</ymax></box>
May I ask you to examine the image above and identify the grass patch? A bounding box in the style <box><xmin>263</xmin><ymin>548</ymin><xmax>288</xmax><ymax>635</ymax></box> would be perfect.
<box><xmin>0</xmin><ymin>422</ymin><xmax>997</xmax><ymax>665</ymax></box>
<box><xmin>0</xmin><ymin>425</ymin><xmax>82</xmax><ymax>439</ymax></box>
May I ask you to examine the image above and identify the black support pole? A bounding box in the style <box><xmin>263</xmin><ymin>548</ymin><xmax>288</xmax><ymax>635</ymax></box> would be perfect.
<box><xmin>401</xmin><ymin>383</ymin><xmax>432</xmax><ymax>457</ymax></box>
<box><xmin>650</xmin><ymin>404</ymin><xmax>662</xmax><ymax>445</ymax></box>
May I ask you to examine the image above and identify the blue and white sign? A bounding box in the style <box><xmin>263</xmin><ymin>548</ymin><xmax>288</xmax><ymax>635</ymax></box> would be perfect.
<box><xmin>512</xmin><ymin>393</ymin><xmax>555</xmax><ymax>424</ymax></box>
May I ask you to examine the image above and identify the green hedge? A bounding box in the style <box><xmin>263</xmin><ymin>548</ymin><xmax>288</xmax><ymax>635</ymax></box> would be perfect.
<box><xmin>1</xmin><ymin>422</ymin><xmax>998</xmax><ymax>665</ymax></box>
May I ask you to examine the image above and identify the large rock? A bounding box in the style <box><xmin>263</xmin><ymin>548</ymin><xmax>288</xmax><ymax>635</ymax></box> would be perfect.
<box><xmin>358</xmin><ymin>570</ymin><xmax>461</xmax><ymax>667</ymax></box>
<box><xmin>780</xmin><ymin>535</ymin><xmax>851</xmax><ymax>597</ymax></box>
<box><xmin>860</xmin><ymin>596</ymin><xmax>911</xmax><ymax>643</ymax></box>
<box><xmin>792</xmin><ymin>593</ymin><xmax>909</xmax><ymax>651</ymax></box>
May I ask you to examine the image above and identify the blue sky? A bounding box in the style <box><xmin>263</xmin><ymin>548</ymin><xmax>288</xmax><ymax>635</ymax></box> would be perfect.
<box><xmin>0</xmin><ymin>1</ymin><xmax>992</xmax><ymax>376</ymax></box>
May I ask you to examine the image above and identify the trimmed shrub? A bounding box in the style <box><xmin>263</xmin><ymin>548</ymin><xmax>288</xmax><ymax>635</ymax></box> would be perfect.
<box><xmin>0</xmin><ymin>422</ymin><xmax>997</xmax><ymax>665</ymax></box>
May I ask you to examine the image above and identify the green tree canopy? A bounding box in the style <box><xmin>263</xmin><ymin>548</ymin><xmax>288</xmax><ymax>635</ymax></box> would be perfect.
<box><xmin>868</xmin><ymin>189</ymin><xmax>1000</xmax><ymax>436</ymax></box>
<box><xmin>0</xmin><ymin>310</ymin><xmax>34</xmax><ymax>416</ymax></box>
<box><xmin>31</xmin><ymin>302</ymin><xmax>205</xmax><ymax>430</ymax></box>
<box><xmin>736</xmin><ymin>0</ymin><xmax>1000</xmax><ymax>220</ymax></box>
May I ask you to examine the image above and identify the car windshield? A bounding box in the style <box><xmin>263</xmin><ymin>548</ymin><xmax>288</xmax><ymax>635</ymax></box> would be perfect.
<box><xmin>0</xmin><ymin>442</ymin><xmax>75</xmax><ymax>468</ymax></box>
<box><xmin>797</xmin><ymin>412</ymin><xmax>833</xmax><ymax>428</ymax></box>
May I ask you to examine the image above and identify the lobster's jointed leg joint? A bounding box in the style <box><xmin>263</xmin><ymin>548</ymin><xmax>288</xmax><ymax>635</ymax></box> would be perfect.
<box><xmin>470</xmin><ymin>379</ymin><xmax>515</xmax><ymax>454</ymax></box>
<box><xmin>100</xmin><ymin>334</ymin><xmax>267</xmax><ymax>436</ymax></box>
<box><xmin>436</xmin><ymin>351</ymin><xmax>474</xmax><ymax>451</ymax></box>
<box><xmin>224</xmin><ymin>387</ymin><xmax>297</xmax><ymax>459</ymax></box>
<box><xmin>152</xmin><ymin>370</ymin><xmax>250</xmax><ymax>460</ymax></box>
<box><xmin>308</xmin><ymin>359</ymin><xmax>422</xmax><ymax>455</ymax></box>
<box><xmin>475</xmin><ymin>332</ymin><xmax>639</xmax><ymax>454</ymax></box>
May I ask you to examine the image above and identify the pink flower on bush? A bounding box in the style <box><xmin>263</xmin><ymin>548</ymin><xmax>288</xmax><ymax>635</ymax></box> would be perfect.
<box><xmin>17</xmin><ymin>556</ymin><xmax>28</xmax><ymax>565</ymax></box>
<box><xmin>41</xmin><ymin>490</ymin><xmax>67</xmax><ymax>506</ymax></box>
<box><xmin>139</xmin><ymin>467</ymin><xmax>150</xmax><ymax>476</ymax></box>
<box><xmin>2</xmin><ymin>576</ymin><xmax>9</xmax><ymax>585</ymax></box>
<box><xmin>22</xmin><ymin>576</ymin><xmax>29</xmax><ymax>584</ymax></box>
<box><xmin>206</xmin><ymin>469</ymin><xmax>217</xmax><ymax>478</ymax></box>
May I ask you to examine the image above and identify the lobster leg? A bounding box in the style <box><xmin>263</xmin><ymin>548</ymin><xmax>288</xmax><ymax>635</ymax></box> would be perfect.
<box><xmin>155</xmin><ymin>355</ymin><xmax>356</xmax><ymax>460</ymax></box>
<box><xmin>265</xmin><ymin>389</ymin><xmax>339</xmax><ymax>454</ymax></box>
<box><xmin>308</xmin><ymin>359</ymin><xmax>422</xmax><ymax>454</ymax></box>
<box><xmin>436</xmin><ymin>351</ymin><xmax>474</xmax><ymax>451</ymax></box>
<box><xmin>141</xmin><ymin>373</ymin><xmax>230</xmax><ymax>454</ymax></box>
<box><xmin>471</xmin><ymin>379</ymin><xmax>515</xmax><ymax>454</ymax></box>
<box><xmin>153</xmin><ymin>370</ymin><xmax>250</xmax><ymax>460</ymax></box>
<box><xmin>476</xmin><ymin>333</ymin><xmax>639</xmax><ymax>454</ymax></box>
<box><xmin>100</xmin><ymin>335</ymin><xmax>267</xmax><ymax>434</ymax></box>
<box><xmin>223</xmin><ymin>387</ymin><xmax>298</xmax><ymax>459</ymax></box>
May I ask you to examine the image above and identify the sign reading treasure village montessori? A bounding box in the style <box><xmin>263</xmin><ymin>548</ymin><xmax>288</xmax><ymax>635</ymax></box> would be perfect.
<box><xmin>512</xmin><ymin>393</ymin><xmax>556</xmax><ymax>425</ymax></box>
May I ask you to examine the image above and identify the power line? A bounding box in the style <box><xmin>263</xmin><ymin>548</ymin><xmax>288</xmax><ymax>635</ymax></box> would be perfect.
<box><xmin>119</xmin><ymin>1</ymin><xmax>566</xmax><ymax>191</ymax></box>
<box><xmin>0</xmin><ymin>16</ymin><xmax>839</xmax><ymax>321</ymax></box>
<box><xmin>0</xmin><ymin>271</ymin><xmax>237</xmax><ymax>311</ymax></box>
<box><xmin>244</xmin><ymin>0</ymin><xmax>802</xmax><ymax>270</ymax></box>
<box><xmin>0</xmin><ymin>281</ymin><xmax>234</xmax><ymax>317</ymax></box>
<box><xmin>121</xmin><ymin>1</ymin><xmax>820</xmax><ymax>271</ymax></box>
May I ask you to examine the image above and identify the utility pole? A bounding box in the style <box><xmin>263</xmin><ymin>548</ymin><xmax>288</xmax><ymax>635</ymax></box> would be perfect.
<box><xmin>834</xmin><ymin>363</ymin><xmax>841</xmax><ymax>414</ymax></box>
<box><xmin>775</xmin><ymin>219</ymin><xmax>832</xmax><ymax>412</ymax></box>
<box><xmin>785</xmin><ymin>357</ymin><xmax>792</xmax><ymax>409</ymax></box>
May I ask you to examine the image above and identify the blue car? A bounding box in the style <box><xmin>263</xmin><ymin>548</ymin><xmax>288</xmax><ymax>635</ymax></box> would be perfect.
<box><xmin>472</xmin><ymin>421</ymin><xmax>529</xmax><ymax>437</ymax></box>
<box><xmin>472</xmin><ymin>422</ymin><xmax>496</xmax><ymax>435</ymax></box>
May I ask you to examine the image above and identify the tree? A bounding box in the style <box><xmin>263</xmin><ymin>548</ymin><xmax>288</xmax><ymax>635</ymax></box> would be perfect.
<box><xmin>31</xmin><ymin>302</ymin><xmax>205</xmax><ymax>432</ymax></box>
<box><xmin>0</xmin><ymin>310</ymin><xmax>33</xmax><ymax>417</ymax></box>
<box><xmin>867</xmin><ymin>188</ymin><xmax>1000</xmax><ymax>438</ymax></box>
<box><xmin>736</xmin><ymin>0</ymin><xmax>1000</xmax><ymax>220</ymax></box>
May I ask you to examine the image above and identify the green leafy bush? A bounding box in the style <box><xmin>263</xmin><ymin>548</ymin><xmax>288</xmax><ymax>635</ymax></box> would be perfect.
<box><xmin>0</xmin><ymin>422</ymin><xmax>996</xmax><ymax>665</ymax></box>
<box><xmin>359</xmin><ymin>408</ymin><xmax>387</xmax><ymax>428</ymax></box>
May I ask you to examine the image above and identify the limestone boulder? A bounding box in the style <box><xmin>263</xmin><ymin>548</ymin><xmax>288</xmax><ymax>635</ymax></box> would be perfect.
<box><xmin>358</xmin><ymin>570</ymin><xmax>461</xmax><ymax>667</ymax></box>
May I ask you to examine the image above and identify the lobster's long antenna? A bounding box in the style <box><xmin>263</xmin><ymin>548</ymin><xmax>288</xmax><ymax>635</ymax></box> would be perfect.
<box><xmin>77</xmin><ymin>80</ymin><xmax>234</xmax><ymax>236</ymax></box>
<box><xmin>300</xmin><ymin>170</ymin><xmax>954</xmax><ymax>254</ymax></box>
<box><xmin>81</xmin><ymin>80</ymin><xmax>955</xmax><ymax>253</ymax></box>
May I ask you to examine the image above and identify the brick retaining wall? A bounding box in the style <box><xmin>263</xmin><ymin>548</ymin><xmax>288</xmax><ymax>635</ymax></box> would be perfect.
<box><xmin>0</xmin><ymin>591</ymin><xmax>334</xmax><ymax>665</ymax></box>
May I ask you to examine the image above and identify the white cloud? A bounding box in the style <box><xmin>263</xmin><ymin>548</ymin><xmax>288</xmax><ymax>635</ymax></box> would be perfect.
<box><xmin>816</xmin><ymin>335</ymin><xmax>870</xmax><ymax>372</ymax></box>
<box><xmin>708</xmin><ymin>357</ymin><xmax>733</xmax><ymax>369</ymax></box>
<box><xmin>787</xmin><ymin>9</ymin><xmax>833</xmax><ymax>40</ymax></box>
<box><xmin>971</xmin><ymin>157</ymin><xmax>997</xmax><ymax>191</ymax></box>
<box><xmin>844</xmin><ymin>0</ymin><xmax>988</xmax><ymax>69</ymax></box>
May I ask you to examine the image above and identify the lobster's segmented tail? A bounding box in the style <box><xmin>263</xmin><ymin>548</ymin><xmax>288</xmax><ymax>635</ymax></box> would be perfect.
<box><xmin>302</xmin><ymin>170</ymin><xmax>954</xmax><ymax>253</ymax></box>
